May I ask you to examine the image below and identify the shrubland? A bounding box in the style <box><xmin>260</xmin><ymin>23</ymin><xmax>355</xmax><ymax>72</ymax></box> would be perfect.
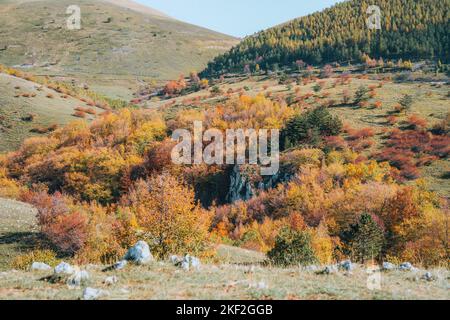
<box><xmin>0</xmin><ymin>72</ymin><xmax>448</xmax><ymax>270</ymax></box>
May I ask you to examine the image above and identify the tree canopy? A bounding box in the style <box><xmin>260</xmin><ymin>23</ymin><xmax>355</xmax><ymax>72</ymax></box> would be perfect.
<box><xmin>201</xmin><ymin>0</ymin><xmax>449</xmax><ymax>77</ymax></box>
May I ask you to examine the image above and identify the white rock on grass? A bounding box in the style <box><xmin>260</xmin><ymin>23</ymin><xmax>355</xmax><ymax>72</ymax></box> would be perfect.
<box><xmin>399</xmin><ymin>262</ymin><xmax>418</xmax><ymax>272</ymax></box>
<box><xmin>67</xmin><ymin>270</ymin><xmax>89</xmax><ymax>287</ymax></box>
<box><xmin>123</xmin><ymin>241</ymin><xmax>153</xmax><ymax>265</ymax></box>
<box><xmin>250</xmin><ymin>281</ymin><xmax>268</xmax><ymax>290</ymax></box>
<box><xmin>170</xmin><ymin>255</ymin><xmax>182</xmax><ymax>265</ymax></box>
<box><xmin>382</xmin><ymin>262</ymin><xmax>396</xmax><ymax>271</ymax></box>
<box><xmin>180</xmin><ymin>255</ymin><xmax>201</xmax><ymax>271</ymax></box>
<box><xmin>31</xmin><ymin>262</ymin><xmax>52</xmax><ymax>271</ymax></box>
<box><xmin>104</xmin><ymin>276</ymin><xmax>118</xmax><ymax>285</ymax></box>
<box><xmin>421</xmin><ymin>272</ymin><xmax>435</xmax><ymax>282</ymax></box>
<box><xmin>54</xmin><ymin>262</ymin><xmax>75</xmax><ymax>275</ymax></box>
<box><xmin>82</xmin><ymin>287</ymin><xmax>108</xmax><ymax>300</ymax></box>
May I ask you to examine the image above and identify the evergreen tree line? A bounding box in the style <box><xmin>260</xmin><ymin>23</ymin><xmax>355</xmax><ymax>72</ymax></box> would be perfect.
<box><xmin>201</xmin><ymin>0</ymin><xmax>449</xmax><ymax>77</ymax></box>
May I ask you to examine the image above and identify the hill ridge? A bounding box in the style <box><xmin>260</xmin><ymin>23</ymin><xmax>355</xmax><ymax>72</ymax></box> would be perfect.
<box><xmin>201</xmin><ymin>0</ymin><xmax>449</xmax><ymax>77</ymax></box>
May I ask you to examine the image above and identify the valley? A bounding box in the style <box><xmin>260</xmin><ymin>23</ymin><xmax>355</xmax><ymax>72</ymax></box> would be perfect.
<box><xmin>0</xmin><ymin>0</ymin><xmax>448</xmax><ymax>301</ymax></box>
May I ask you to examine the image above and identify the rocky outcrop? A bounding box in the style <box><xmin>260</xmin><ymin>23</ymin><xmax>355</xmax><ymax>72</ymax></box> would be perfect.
<box><xmin>226</xmin><ymin>165</ymin><xmax>292</xmax><ymax>203</ymax></box>
<box><xmin>226</xmin><ymin>165</ymin><xmax>255</xmax><ymax>203</ymax></box>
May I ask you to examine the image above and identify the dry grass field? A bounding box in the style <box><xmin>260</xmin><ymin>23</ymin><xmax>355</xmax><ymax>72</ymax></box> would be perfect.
<box><xmin>0</xmin><ymin>198</ymin><xmax>448</xmax><ymax>300</ymax></box>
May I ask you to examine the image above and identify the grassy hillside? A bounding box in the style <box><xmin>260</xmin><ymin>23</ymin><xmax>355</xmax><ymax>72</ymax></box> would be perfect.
<box><xmin>1</xmin><ymin>261</ymin><xmax>448</xmax><ymax>299</ymax></box>
<box><xmin>0</xmin><ymin>0</ymin><xmax>237</xmax><ymax>91</ymax></box>
<box><xmin>0</xmin><ymin>67</ymin><xmax>448</xmax><ymax>300</ymax></box>
<box><xmin>0</xmin><ymin>72</ymin><xmax>105</xmax><ymax>152</ymax></box>
<box><xmin>201</xmin><ymin>0</ymin><xmax>449</xmax><ymax>77</ymax></box>
<box><xmin>0</xmin><ymin>198</ymin><xmax>447</xmax><ymax>300</ymax></box>
<box><xmin>147</xmin><ymin>66</ymin><xmax>449</xmax><ymax>197</ymax></box>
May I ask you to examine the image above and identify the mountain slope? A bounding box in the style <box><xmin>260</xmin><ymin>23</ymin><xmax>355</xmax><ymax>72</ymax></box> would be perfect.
<box><xmin>0</xmin><ymin>72</ymin><xmax>105</xmax><ymax>152</ymax></box>
<box><xmin>201</xmin><ymin>0</ymin><xmax>449</xmax><ymax>77</ymax></box>
<box><xmin>0</xmin><ymin>0</ymin><xmax>237</xmax><ymax>81</ymax></box>
<box><xmin>101</xmin><ymin>0</ymin><xmax>170</xmax><ymax>18</ymax></box>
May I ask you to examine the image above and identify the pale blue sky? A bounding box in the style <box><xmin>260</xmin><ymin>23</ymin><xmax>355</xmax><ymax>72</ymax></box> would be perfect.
<box><xmin>135</xmin><ymin>0</ymin><xmax>342</xmax><ymax>38</ymax></box>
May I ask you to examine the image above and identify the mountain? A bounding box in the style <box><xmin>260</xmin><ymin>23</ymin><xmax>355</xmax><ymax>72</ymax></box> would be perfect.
<box><xmin>101</xmin><ymin>0</ymin><xmax>170</xmax><ymax>18</ymax></box>
<box><xmin>0</xmin><ymin>0</ymin><xmax>238</xmax><ymax>82</ymax></box>
<box><xmin>201</xmin><ymin>0</ymin><xmax>449</xmax><ymax>77</ymax></box>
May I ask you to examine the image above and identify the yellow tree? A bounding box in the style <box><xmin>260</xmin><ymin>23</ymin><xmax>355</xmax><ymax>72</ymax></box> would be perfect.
<box><xmin>121</xmin><ymin>172</ymin><xmax>211</xmax><ymax>258</ymax></box>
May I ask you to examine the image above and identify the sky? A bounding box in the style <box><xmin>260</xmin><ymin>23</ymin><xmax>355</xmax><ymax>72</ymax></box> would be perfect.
<box><xmin>135</xmin><ymin>0</ymin><xmax>342</xmax><ymax>38</ymax></box>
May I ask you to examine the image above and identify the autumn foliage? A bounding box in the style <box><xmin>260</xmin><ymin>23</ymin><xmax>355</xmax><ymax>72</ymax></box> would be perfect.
<box><xmin>0</xmin><ymin>83</ymin><xmax>448</xmax><ymax>268</ymax></box>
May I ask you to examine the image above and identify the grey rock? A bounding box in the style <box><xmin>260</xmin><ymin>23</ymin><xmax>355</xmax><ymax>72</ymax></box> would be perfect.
<box><xmin>82</xmin><ymin>287</ymin><xmax>107</xmax><ymax>300</ymax></box>
<box><xmin>227</xmin><ymin>165</ymin><xmax>255</xmax><ymax>202</ymax></box>
<box><xmin>67</xmin><ymin>270</ymin><xmax>89</xmax><ymax>287</ymax></box>
<box><xmin>382</xmin><ymin>262</ymin><xmax>396</xmax><ymax>271</ymax></box>
<box><xmin>421</xmin><ymin>272</ymin><xmax>435</xmax><ymax>282</ymax></box>
<box><xmin>54</xmin><ymin>262</ymin><xmax>75</xmax><ymax>275</ymax></box>
<box><xmin>123</xmin><ymin>241</ymin><xmax>153</xmax><ymax>265</ymax></box>
<box><xmin>31</xmin><ymin>262</ymin><xmax>52</xmax><ymax>271</ymax></box>
<box><xmin>180</xmin><ymin>255</ymin><xmax>201</xmax><ymax>271</ymax></box>
<box><xmin>399</xmin><ymin>262</ymin><xmax>417</xmax><ymax>271</ymax></box>
<box><xmin>169</xmin><ymin>255</ymin><xmax>182</xmax><ymax>265</ymax></box>
<box><xmin>250</xmin><ymin>281</ymin><xmax>268</xmax><ymax>290</ymax></box>
<box><xmin>104</xmin><ymin>276</ymin><xmax>118</xmax><ymax>285</ymax></box>
<box><xmin>226</xmin><ymin>164</ymin><xmax>292</xmax><ymax>203</ymax></box>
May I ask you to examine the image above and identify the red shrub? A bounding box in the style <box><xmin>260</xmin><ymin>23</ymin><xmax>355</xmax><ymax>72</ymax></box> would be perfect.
<box><xmin>21</xmin><ymin>191</ymin><xmax>88</xmax><ymax>255</ymax></box>
<box><xmin>416</xmin><ymin>155</ymin><xmax>438</xmax><ymax>167</ymax></box>
<box><xmin>348</xmin><ymin>127</ymin><xmax>375</xmax><ymax>140</ymax></box>
<box><xmin>144</xmin><ymin>140</ymin><xmax>177</xmax><ymax>173</ymax></box>
<box><xmin>73</xmin><ymin>111</ymin><xmax>86</xmax><ymax>118</ymax></box>
<box><xmin>407</xmin><ymin>114</ymin><xmax>428</xmax><ymax>129</ymax></box>
<box><xmin>349</xmin><ymin>138</ymin><xmax>374</xmax><ymax>151</ymax></box>
<box><xmin>373</xmin><ymin>101</ymin><xmax>383</xmax><ymax>109</ymax></box>
<box><xmin>355</xmin><ymin>154</ymin><xmax>368</xmax><ymax>163</ymax></box>
<box><xmin>358</xmin><ymin>101</ymin><xmax>369</xmax><ymax>108</ymax></box>
<box><xmin>84</xmin><ymin>108</ymin><xmax>96</xmax><ymax>115</ymax></box>
<box><xmin>387</xmin><ymin>115</ymin><xmax>398</xmax><ymax>125</ymax></box>
<box><xmin>324</xmin><ymin>136</ymin><xmax>347</xmax><ymax>150</ymax></box>
<box><xmin>430</xmin><ymin>135</ymin><xmax>450</xmax><ymax>157</ymax></box>
<box><xmin>401</xmin><ymin>165</ymin><xmax>421</xmax><ymax>180</ymax></box>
